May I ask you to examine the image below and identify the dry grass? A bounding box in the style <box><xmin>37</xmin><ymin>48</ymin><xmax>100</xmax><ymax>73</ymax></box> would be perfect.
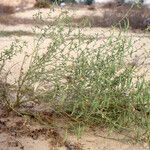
<box><xmin>73</xmin><ymin>4</ymin><xmax>150</xmax><ymax>30</ymax></box>
<box><xmin>101</xmin><ymin>2</ymin><xmax>120</xmax><ymax>9</ymax></box>
<box><xmin>87</xmin><ymin>5</ymin><xmax>96</xmax><ymax>10</ymax></box>
<box><xmin>0</xmin><ymin>4</ymin><xmax>15</xmax><ymax>14</ymax></box>
<box><xmin>0</xmin><ymin>15</ymin><xmax>51</xmax><ymax>26</ymax></box>
<box><xmin>34</xmin><ymin>0</ymin><xmax>51</xmax><ymax>8</ymax></box>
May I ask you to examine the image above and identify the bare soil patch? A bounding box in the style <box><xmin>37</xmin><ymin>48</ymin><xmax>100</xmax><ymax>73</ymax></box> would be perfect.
<box><xmin>0</xmin><ymin>102</ymin><xmax>149</xmax><ymax>150</ymax></box>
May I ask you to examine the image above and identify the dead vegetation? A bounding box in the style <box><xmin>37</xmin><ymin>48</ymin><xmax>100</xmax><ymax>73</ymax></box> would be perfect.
<box><xmin>34</xmin><ymin>0</ymin><xmax>51</xmax><ymax>8</ymax></box>
<box><xmin>0</xmin><ymin>4</ymin><xmax>15</xmax><ymax>14</ymax></box>
<box><xmin>0</xmin><ymin>3</ymin><xmax>149</xmax><ymax>31</ymax></box>
<box><xmin>73</xmin><ymin>4</ymin><xmax>150</xmax><ymax>30</ymax></box>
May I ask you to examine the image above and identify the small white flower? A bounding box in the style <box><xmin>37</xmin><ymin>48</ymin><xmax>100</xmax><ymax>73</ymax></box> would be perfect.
<box><xmin>60</xmin><ymin>2</ymin><xmax>66</xmax><ymax>8</ymax></box>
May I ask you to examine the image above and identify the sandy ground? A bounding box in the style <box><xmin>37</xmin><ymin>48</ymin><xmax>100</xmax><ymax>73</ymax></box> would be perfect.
<box><xmin>0</xmin><ymin>3</ymin><xmax>150</xmax><ymax>150</ymax></box>
<box><xmin>0</xmin><ymin>133</ymin><xmax>148</xmax><ymax>150</ymax></box>
<box><xmin>0</xmin><ymin>107</ymin><xmax>149</xmax><ymax>150</ymax></box>
<box><xmin>0</xmin><ymin>0</ymin><xmax>36</xmax><ymax>7</ymax></box>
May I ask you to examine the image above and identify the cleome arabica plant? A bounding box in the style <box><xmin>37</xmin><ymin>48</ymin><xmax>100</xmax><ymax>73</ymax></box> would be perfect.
<box><xmin>0</xmin><ymin>10</ymin><xmax>149</xmax><ymax>142</ymax></box>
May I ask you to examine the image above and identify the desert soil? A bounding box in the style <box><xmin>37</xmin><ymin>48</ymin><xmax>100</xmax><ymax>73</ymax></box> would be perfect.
<box><xmin>0</xmin><ymin>1</ymin><xmax>150</xmax><ymax>150</ymax></box>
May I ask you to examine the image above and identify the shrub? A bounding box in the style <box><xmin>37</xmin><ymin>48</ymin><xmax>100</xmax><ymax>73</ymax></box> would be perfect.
<box><xmin>0</xmin><ymin>40</ymin><xmax>25</xmax><ymax>107</ymax></box>
<box><xmin>73</xmin><ymin>4</ymin><xmax>150</xmax><ymax>30</ymax></box>
<box><xmin>34</xmin><ymin>0</ymin><xmax>51</xmax><ymax>8</ymax></box>
<box><xmin>0</xmin><ymin>4</ymin><xmax>15</xmax><ymax>14</ymax></box>
<box><xmin>1</xmin><ymin>11</ymin><xmax>149</xmax><ymax>142</ymax></box>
